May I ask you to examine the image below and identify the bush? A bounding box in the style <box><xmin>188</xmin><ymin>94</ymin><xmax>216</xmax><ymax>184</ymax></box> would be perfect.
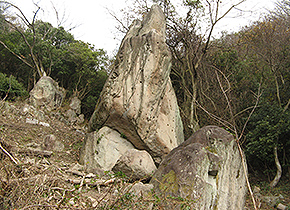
<box><xmin>0</xmin><ymin>72</ymin><xmax>28</xmax><ymax>100</ymax></box>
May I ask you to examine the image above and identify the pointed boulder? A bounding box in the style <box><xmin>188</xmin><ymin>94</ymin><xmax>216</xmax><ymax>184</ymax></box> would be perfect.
<box><xmin>88</xmin><ymin>5</ymin><xmax>184</xmax><ymax>164</ymax></box>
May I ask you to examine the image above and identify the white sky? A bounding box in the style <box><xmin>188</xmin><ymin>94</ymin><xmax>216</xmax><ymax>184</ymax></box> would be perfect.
<box><xmin>12</xmin><ymin>0</ymin><xmax>277</xmax><ymax>56</ymax></box>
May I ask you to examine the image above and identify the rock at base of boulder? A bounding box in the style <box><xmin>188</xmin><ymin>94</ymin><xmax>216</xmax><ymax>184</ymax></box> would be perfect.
<box><xmin>125</xmin><ymin>182</ymin><xmax>154</xmax><ymax>198</ymax></box>
<box><xmin>112</xmin><ymin>149</ymin><xmax>157</xmax><ymax>181</ymax></box>
<box><xmin>150</xmin><ymin>125</ymin><xmax>247</xmax><ymax>210</ymax></box>
<box><xmin>79</xmin><ymin>126</ymin><xmax>135</xmax><ymax>171</ymax></box>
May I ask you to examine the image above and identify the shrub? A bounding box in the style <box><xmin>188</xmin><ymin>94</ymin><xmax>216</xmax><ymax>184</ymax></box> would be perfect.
<box><xmin>0</xmin><ymin>72</ymin><xmax>28</xmax><ymax>100</ymax></box>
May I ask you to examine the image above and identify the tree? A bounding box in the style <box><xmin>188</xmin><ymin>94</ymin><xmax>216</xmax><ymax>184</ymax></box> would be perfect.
<box><xmin>237</xmin><ymin>13</ymin><xmax>290</xmax><ymax>186</ymax></box>
<box><xmin>0</xmin><ymin>1</ymin><xmax>109</xmax><ymax>116</ymax></box>
<box><xmin>51</xmin><ymin>40</ymin><xmax>109</xmax><ymax>117</ymax></box>
<box><xmin>246</xmin><ymin>103</ymin><xmax>290</xmax><ymax>187</ymax></box>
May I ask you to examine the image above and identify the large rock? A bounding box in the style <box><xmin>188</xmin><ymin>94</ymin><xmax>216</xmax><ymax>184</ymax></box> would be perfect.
<box><xmin>88</xmin><ymin>5</ymin><xmax>184</xmax><ymax>164</ymax></box>
<box><xmin>112</xmin><ymin>149</ymin><xmax>157</xmax><ymax>181</ymax></box>
<box><xmin>29</xmin><ymin>76</ymin><xmax>65</xmax><ymax>110</ymax></box>
<box><xmin>79</xmin><ymin>126</ymin><xmax>135</xmax><ymax>171</ymax></box>
<box><xmin>150</xmin><ymin>126</ymin><xmax>247</xmax><ymax>210</ymax></box>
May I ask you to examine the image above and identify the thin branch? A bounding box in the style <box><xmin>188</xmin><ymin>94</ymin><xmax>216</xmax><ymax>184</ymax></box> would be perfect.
<box><xmin>1</xmin><ymin>1</ymin><xmax>31</xmax><ymax>26</ymax></box>
<box><xmin>236</xmin><ymin>142</ymin><xmax>258</xmax><ymax>210</ymax></box>
<box><xmin>107</xmin><ymin>8</ymin><xmax>129</xmax><ymax>33</ymax></box>
<box><xmin>0</xmin><ymin>143</ymin><xmax>20</xmax><ymax>165</ymax></box>
<box><xmin>238</xmin><ymin>84</ymin><xmax>262</xmax><ymax>142</ymax></box>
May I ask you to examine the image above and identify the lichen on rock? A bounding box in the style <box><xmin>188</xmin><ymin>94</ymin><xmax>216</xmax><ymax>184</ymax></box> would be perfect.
<box><xmin>150</xmin><ymin>126</ymin><xmax>248</xmax><ymax>209</ymax></box>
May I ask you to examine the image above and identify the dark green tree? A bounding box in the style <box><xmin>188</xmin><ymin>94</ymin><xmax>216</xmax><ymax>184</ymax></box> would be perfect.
<box><xmin>0</xmin><ymin>1</ymin><xmax>109</xmax><ymax>116</ymax></box>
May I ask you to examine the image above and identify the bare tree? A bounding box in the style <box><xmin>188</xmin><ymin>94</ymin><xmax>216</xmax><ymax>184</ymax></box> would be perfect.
<box><xmin>0</xmin><ymin>1</ymin><xmax>48</xmax><ymax>78</ymax></box>
<box><xmin>195</xmin><ymin>65</ymin><xmax>261</xmax><ymax>210</ymax></box>
<box><xmin>163</xmin><ymin>0</ymin><xmax>246</xmax><ymax>136</ymax></box>
<box><xmin>0</xmin><ymin>1</ymin><xmax>73</xmax><ymax>80</ymax></box>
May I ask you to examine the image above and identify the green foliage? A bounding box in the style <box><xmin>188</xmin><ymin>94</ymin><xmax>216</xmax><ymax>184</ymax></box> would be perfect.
<box><xmin>245</xmin><ymin>103</ymin><xmax>290</xmax><ymax>174</ymax></box>
<box><xmin>97</xmin><ymin>134</ymin><xmax>104</xmax><ymax>144</ymax></box>
<box><xmin>0</xmin><ymin>72</ymin><xmax>28</xmax><ymax>100</ymax></box>
<box><xmin>0</xmin><ymin>9</ymin><xmax>109</xmax><ymax>116</ymax></box>
<box><xmin>183</xmin><ymin>0</ymin><xmax>202</xmax><ymax>9</ymax></box>
<box><xmin>120</xmin><ymin>133</ymin><xmax>127</xmax><ymax>139</ymax></box>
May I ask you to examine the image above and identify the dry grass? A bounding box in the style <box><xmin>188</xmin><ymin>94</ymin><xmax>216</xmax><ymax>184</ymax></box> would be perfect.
<box><xmin>0</xmin><ymin>100</ymin><xmax>289</xmax><ymax>209</ymax></box>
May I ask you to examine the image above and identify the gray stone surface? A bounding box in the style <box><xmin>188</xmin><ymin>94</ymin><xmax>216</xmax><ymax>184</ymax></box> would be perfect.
<box><xmin>29</xmin><ymin>76</ymin><xmax>65</xmax><ymax>110</ymax></box>
<box><xmin>70</xmin><ymin>97</ymin><xmax>81</xmax><ymax>114</ymax></box>
<box><xmin>126</xmin><ymin>182</ymin><xmax>154</xmax><ymax>197</ymax></box>
<box><xmin>79</xmin><ymin>126</ymin><xmax>135</xmax><ymax>171</ymax></box>
<box><xmin>88</xmin><ymin>5</ymin><xmax>184</xmax><ymax>164</ymax></box>
<box><xmin>112</xmin><ymin>149</ymin><xmax>157</xmax><ymax>181</ymax></box>
<box><xmin>150</xmin><ymin>125</ymin><xmax>247</xmax><ymax>210</ymax></box>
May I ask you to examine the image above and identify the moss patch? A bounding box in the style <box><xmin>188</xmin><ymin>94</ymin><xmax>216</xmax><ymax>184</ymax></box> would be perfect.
<box><xmin>159</xmin><ymin>170</ymin><xmax>179</xmax><ymax>194</ymax></box>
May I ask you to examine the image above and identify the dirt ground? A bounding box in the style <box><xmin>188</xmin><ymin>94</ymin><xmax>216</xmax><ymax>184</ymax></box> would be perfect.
<box><xmin>0</xmin><ymin>100</ymin><xmax>289</xmax><ymax>209</ymax></box>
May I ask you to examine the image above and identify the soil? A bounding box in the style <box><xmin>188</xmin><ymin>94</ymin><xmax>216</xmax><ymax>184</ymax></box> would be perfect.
<box><xmin>0</xmin><ymin>99</ymin><xmax>289</xmax><ymax>209</ymax></box>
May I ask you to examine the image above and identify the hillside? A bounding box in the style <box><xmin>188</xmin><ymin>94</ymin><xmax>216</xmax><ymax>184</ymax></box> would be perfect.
<box><xmin>0</xmin><ymin>99</ymin><xmax>148</xmax><ymax>209</ymax></box>
<box><xmin>0</xmin><ymin>99</ymin><xmax>289</xmax><ymax>210</ymax></box>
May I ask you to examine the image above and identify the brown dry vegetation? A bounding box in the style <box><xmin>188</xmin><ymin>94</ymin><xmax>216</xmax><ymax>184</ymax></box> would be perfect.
<box><xmin>0</xmin><ymin>99</ymin><xmax>289</xmax><ymax>209</ymax></box>
<box><xmin>0</xmin><ymin>100</ymin><xmax>192</xmax><ymax>209</ymax></box>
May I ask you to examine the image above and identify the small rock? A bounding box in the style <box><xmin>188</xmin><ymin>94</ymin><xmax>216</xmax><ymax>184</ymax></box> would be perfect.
<box><xmin>42</xmin><ymin>135</ymin><xmax>63</xmax><ymax>151</ymax></box>
<box><xmin>26</xmin><ymin>118</ymin><xmax>39</xmax><ymax>125</ymax></box>
<box><xmin>39</xmin><ymin>121</ymin><xmax>50</xmax><ymax>127</ymax></box>
<box><xmin>29</xmin><ymin>76</ymin><xmax>65</xmax><ymax>111</ymax></box>
<box><xmin>69</xmin><ymin>97</ymin><xmax>81</xmax><ymax>114</ymax></box>
<box><xmin>65</xmin><ymin>109</ymin><xmax>77</xmax><ymax>124</ymax></box>
<box><xmin>112</xmin><ymin>149</ymin><xmax>157</xmax><ymax>181</ymax></box>
<box><xmin>127</xmin><ymin>182</ymin><xmax>154</xmax><ymax>197</ymax></box>
<box><xmin>43</xmin><ymin>135</ymin><xmax>55</xmax><ymax>151</ymax></box>
<box><xmin>277</xmin><ymin>203</ymin><xmax>287</xmax><ymax>210</ymax></box>
<box><xmin>68</xmin><ymin>198</ymin><xmax>75</xmax><ymax>205</ymax></box>
<box><xmin>79</xmin><ymin>126</ymin><xmax>135</xmax><ymax>171</ymax></box>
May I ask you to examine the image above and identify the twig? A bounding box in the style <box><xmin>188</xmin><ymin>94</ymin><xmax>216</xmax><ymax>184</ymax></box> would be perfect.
<box><xmin>20</xmin><ymin>204</ymin><xmax>83</xmax><ymax>210</ymax></box>
<box><xmin>78</xmin><ymin>172</ymin><xmax>86</xmax><ymax>192</ymax></box>
<box><xmin>94</xmin><ymin>181</ymin><xmax>116</xmax><ymax>209</ymax></box>
<box><xmin>18</xmin><ymin>147</ymin><xmax>53</xmax><ymax>157</ymax></box>
<box><xmin>0</xmin><ymin>143</ymin><xmax>19</xmax><ymax>165</ymax></box>
<box><xmin>67</xmin><ymin>178</ymin><xmax>117</xmax><ymax>187</ymax></box>
<box><xmin>236</xmin><ymin>142</ymin><xmax>257</xmax><ymax>209</ymax></box>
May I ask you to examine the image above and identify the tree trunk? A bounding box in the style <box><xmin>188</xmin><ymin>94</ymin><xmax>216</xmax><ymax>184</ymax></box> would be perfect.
<box><xmin>270</xmin><ymin>146</ymin><xmax>282</xmax><ymax>188</ymax></box>
<box><xmin>189</xmin><ymin>87</ymin><xmax>199</xmax><ymax>133</ymax></box>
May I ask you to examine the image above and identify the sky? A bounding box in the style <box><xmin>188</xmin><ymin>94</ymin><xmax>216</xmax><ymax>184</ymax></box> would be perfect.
<box><xmin>12</xmin><ymin>0</ymin><xmax>277</xmax><ymax>56</ymax></box>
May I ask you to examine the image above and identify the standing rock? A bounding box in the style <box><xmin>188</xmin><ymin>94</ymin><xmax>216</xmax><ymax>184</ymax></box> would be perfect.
<box><xmin>79</xmin><ymin>126</ymin><xmax>135</xmax><ymax>171</ymax></box>
<box><xmin>150</xmin><ymin>126</ymin><xmax>247</xmax><ymax>210</ymax></box>
<box><xmin>29</xmin><ymin>76</ymin><xmax>65</xmax><ymax>110</ymax></box>
<box><xmin>112</xmin><ymin>149</ymin><xmax>157</xmax><ymax>181</ymax></box>
<box><xmin>88</xmin><ymin>5</ymin><xmax>184</xmax><ymax>164</ymax></box>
